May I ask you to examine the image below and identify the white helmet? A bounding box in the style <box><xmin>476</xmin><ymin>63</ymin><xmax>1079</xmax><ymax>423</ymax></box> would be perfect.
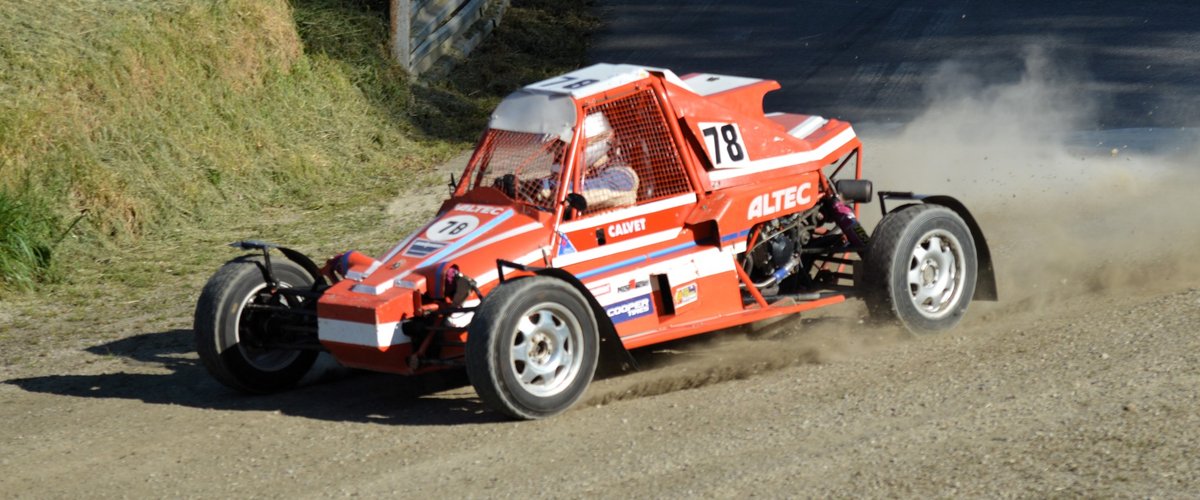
<box><xmin>583</xmin><ymin>113</ymin><xmax>613</xmax><ymax>166</ymax></box>
<box><xmin>583</xmin><ymin>112</ymin><xmax>612</xmax><ymax>139</ymax></box>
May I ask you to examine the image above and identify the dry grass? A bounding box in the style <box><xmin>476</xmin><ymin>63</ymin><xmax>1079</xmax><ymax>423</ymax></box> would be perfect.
<box><xmin>0</xmin><ymin>0</ymin><xmax>597</xmax><ymax>294</ymax></box>
<box><xmin>0</xmin><ymin>0</ymin><xmax>596</xmax><ymax>365</ymax></box>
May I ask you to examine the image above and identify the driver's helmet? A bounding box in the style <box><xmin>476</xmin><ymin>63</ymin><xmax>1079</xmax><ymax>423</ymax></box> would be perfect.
<box><xmin>582</xmin><ymin>112</ymin><xmax>614</xmax><ymax>167</ymax></box>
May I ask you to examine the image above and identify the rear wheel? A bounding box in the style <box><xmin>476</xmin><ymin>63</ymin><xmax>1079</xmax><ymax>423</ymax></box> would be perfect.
<box><xmin>194</xmin><ymin>256</ymin><xmax>318</xmax><ymax>393</ymax></box>
<box><xmin>863</xmin><ymin>205</ymin><xmax>978</xmax><ymax>333</ymax></box>
<box><xmin>466</xmin><ymin>277</ymin><xmax>599</xmax><ymax>420</ymax></box>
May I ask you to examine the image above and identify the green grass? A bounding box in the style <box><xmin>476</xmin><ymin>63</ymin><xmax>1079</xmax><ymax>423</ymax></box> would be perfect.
<box><xmin>0</xmin><ymin>191</ymin><xmax>58</xmax><ymax>290</ymax></box>
<box><xmin>0</xmin><ymin>0</ymin><xmax>598</xmax><ymax>296</ymax></box>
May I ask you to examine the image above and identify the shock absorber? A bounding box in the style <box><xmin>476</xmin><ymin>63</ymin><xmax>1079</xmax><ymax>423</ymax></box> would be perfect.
<box><xmin>821</xmin><ymin>196</ymin><xmax>869</xmax><ymax>247</ymax></box>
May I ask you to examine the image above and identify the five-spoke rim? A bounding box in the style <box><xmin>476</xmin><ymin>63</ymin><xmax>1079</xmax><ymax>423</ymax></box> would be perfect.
<box><xmin>906</xmin><ymin>229</ymin><xmax>967</xmax><ymax>319</ymax></box>
<box><xmin>507</xmin><ymin>302</ymin><xmax>584</xmax><ymax>397</ymax></box>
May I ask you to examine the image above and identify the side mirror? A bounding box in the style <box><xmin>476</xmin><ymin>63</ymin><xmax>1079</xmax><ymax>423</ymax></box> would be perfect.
<box><xmin>565</xmin><ymin>192</ymin><xmax>588</xmax><ymax>213</ymax></box>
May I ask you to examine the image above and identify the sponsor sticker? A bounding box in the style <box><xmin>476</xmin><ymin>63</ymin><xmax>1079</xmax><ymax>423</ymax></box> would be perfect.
<box><xmin>747</xmin><ymin>182</ymin><xmax>814</xmax><ymax>219</ymax></box>
<box><xmin>557</xmin><ymin>231</ymin><xmax>577</xmax><ymax>255</ymax></box>
<box><xmin>403</xmin><ymin>239</ymin><xmax>446</xmax><ymax>257</ymax></box>
<box><xmin>606</xmin><ymin>218</ymin><xmax>646</xmax><ymax>238</ymax></box>
<box><xmin>586</xmin><ymin>282</ymin><xmax>611</xmax><ymax>298</ymax></box>
<box><xmin>673</xmin><ymin>282</ymin><xmax>698</xmax><ymax>308</ymax></box>
<box><xmin>605</xmin><ymin>294</ymin><xmax>653</xmax><ymax>324</ymax></box>
<box><xmin>617</xmin><ymin>278</ymin><xmax>649</xmax><ymax>293</ymax></box>
<box><xmin>453</xmin><ymin>203</ymin><xmax>506</xmax><ymax>215</ymax></box>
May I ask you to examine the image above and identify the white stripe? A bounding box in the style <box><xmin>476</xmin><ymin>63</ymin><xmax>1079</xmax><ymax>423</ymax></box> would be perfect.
<box><xmin>350</xmin><ymin>281</ymin><xmax>393</xmax><ymax>295</ymax></box>
<box><xmin>788</xmin><ymin>116</ymin><xmax>828</xmax><ymax>139</ymax></box>
<box><xmin>559</xmin><ymin>193</ymin><xmax>697</xmax><ymax>232</ymax></box>
<box><xmin>472</xmin><ymin>248</ymin><xmax>545</xmax><ymax>288</ymax></box>
<box><xmin>707</xmin><ymin>127</ymin><xmax>857</xmax><ymax>182</ymax></box>
<box><xmin>345</xmin><ymin>259</ymin><xmax>383</xmax><ymax>282</ymax></box>
<box><xmin>588</xmin><ymin>247</ymin><xmax>736</xmax><ymax>307</ymax></box>
<box><xmin>318</xmin><ymin>318</ymin><xmax>411</xmax><ymax>348</ymax></box>
<box><xmin>682</xmin><ymin>73</ymin><xmax>764</xmax><ymax>96</ymax></box>
<box><xmin>446</xmin><ymin>222</ymin><xmax>542</xmax><ymax>262</ymax></box>
<box><xmin>552</xmin><ymin>228</ymin><xmax>680</xmax><ymax>268</ymax></box>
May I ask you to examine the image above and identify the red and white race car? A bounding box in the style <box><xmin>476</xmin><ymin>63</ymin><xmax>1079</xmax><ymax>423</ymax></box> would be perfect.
<box><xmin>195</xmin><ymin>64</ymin><xmax>997</xmax><ymax>419</ymax></box>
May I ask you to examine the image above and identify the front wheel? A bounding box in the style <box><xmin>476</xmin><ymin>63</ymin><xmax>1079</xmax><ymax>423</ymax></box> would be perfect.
<box><xmin>194</xmin><ymin>256</ymin><xmax>318</xmax><ymax>393</ymax></box>
<box><xmin>863</xmin><ymin>205</ymin><xmax>978</xmax><ymax>334</ymax></box>
<box><xmin>466</xmin><ymin>276</ymin><xmax>599</xmax><ymax>420</ymax></box>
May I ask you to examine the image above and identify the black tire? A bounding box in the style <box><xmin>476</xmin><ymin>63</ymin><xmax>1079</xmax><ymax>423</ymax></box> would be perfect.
<box><xmin>194</xmin><ymin>256</ymin><xmax>318</xmax><ymax>393</ymax></box>
<box><xmin>863</xmin><ymin>205</ymin><xmax>978</xmax><ymax>334</ymax></box>
<box><xmin>466</xmin><ymin>276</ymin><xmax>599</xmax><ymax>420</ymax></box>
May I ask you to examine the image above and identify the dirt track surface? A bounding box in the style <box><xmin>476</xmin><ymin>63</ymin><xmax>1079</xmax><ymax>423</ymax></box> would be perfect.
<box><xmin>2</xmin><ymin>275</ymin><xmax>1199</xmax><ymax>497</ymax></box>
<box><xmin>4</xmin><ymin>153</ymin><xmax>1200</xmax><ymax>496</ymax></box>
<box><xmin>6</xmin><ymin>2</ymin><xmax>1200</xmax><ymax>497</ymax></box>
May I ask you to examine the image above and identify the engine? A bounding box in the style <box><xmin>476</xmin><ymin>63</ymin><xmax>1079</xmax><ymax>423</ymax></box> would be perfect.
<box><xmin>740</xmin><ymin>206</ymin><xmax>821</xmax><ymax>293</ymax></box>
<box><xmin>739</xmin><ymin>187</ymin><xmax>873</xmax><ymax>297</ymax></box>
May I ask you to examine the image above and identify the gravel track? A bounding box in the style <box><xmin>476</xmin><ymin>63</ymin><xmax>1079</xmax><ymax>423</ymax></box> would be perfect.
<box><xmin>5</xmin><ymin>1</ymin><xmax>1200</xmax><ymax>496</ymax></box>
<box><xmin>4</xmin><ymin>149</ymin><xmax>1199</xmax><ymax>496</ymax></box>
<box><xmin>2</xmin><ymin>277</ymin><xmax>1197</xmax><ymax>497</ymax></box>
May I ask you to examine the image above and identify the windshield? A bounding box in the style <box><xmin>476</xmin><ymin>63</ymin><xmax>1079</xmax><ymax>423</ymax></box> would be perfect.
<box><xmin>488</xmin><ymin>89</ymin><xmax>577</xmax><ymax>142</ymax></box>
<box><xmin>463</xmin><ymin>129</ymin><xmax>568</xmax><ymax>210</ymax></box>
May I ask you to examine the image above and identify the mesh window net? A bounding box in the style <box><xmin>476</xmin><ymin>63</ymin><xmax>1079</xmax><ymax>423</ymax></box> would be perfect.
<box><xmin>462</xmin><ymin>89</ymin><xmax>693</xmax><ymax>215</ymax></box>
<box><xmin>579</xmin><ymin>89</ymin><xmax>692</xmax><ymax>215</ymax></box>
<box><xmin>465</xmin><ymin>130</ymin><xmax>566</xmax><ymax>211</ymax></box>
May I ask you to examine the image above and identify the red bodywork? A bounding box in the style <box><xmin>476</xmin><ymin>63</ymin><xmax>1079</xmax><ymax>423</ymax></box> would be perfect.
<box><xmin>316</xmin><ymin>64</ymin><xmax>863</xmax><ymax>374</ymax></box>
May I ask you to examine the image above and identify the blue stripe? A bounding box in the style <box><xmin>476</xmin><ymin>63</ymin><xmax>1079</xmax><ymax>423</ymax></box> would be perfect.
<box><xmin>575</xmin><ymin>241</ymin><xmax>697</xmax><ymax>280</ymax></box>
<box><xmin>648</xmin><ymin>241</ymin><xmax>697</xmax><ymax>259</ymax></box>
<box><xmin>721</xmin><ymin>229</ymin><xmax>750</xmax><ymax>242</ymax></box>
<box><xmin>570</xmin><ymin>229</ymin><xmax>752</xmax><ymax>280</ymax></box>
<box><xmin>419</xmin><ymin>209</ymin><xmax>515</xmax><ymax>268</ymax></box>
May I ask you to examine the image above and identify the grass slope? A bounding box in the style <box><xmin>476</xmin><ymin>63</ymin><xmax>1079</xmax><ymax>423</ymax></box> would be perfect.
<box><xmin>0</xmin><ymin>0</ymin><xmax>596</xmax><ymax>294</ymax></box>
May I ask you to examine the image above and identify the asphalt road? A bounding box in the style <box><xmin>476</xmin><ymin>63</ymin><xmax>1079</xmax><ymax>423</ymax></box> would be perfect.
<box><xmin>589</xmin><ymin>0</ymin><xmax>1200</xmax><ymax>129</ymax></box>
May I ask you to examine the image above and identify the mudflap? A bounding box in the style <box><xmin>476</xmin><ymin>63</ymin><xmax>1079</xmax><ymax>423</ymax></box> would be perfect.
<box><xmin>922</xmin><ymin>196</ymin><xmax>998</xmax><ymax>302</ymax></box>
<box><xmin>229</xmin><ymin>240</ymin><xmax>326</xmax><ymax>286</ymax></box>
<box><xmin>876</xmin><ymin>193</ymin><xmax>998</xmax><ymax>301</ymax></box>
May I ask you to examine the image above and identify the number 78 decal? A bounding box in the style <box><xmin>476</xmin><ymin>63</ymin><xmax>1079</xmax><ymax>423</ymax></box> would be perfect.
<box><xmin>698</xmin><ymin>122</ymin><xmax>749</xmax><ymax>168</ymax></box>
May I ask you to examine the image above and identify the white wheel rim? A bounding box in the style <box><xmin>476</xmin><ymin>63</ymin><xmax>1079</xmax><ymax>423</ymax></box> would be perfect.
<box><xmin>507</xmin><ymin>302</ymin><xmax>584</xmax><ymax>398</ymax></box>
<box><xmin>905</xmin><ymin>229</ymin><xmax>967</xmax><ymax>319</ymax></box>
<box><xmin>233</xmin><ymin>281</ymin><xmax>302</xmax><ymax>372</ymax></box>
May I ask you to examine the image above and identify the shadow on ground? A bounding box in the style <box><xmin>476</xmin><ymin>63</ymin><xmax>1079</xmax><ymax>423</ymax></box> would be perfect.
<box><xmin>3</xmin><ymin>329</ymin><xmax>506</xmax><ymax>426</ymax></box>
<box><xmin>4</xmin><ymin>314</ymin><xmax>860</xmax><ymax>424</ymax></box>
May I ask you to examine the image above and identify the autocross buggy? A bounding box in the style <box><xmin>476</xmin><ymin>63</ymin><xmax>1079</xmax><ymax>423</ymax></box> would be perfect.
<box><xmin>195</xmin><ymin>64</ymin><xmax>997</xmax><ymax>419</ymax></box>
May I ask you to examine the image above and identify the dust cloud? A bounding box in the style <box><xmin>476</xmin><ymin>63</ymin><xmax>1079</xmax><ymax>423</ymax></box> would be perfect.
<box><xmin>866</xmin><ymin>48</ymin><xmax>1200</xmax><ymax>312</ymax></box>
<box><xmin>585</xmin><ymin>316</ymin><xmax>906</xmax><ymax>407</ymax></box>
<box><xmin>585</xmin><ymin>49</ymin><xmax>1200</xmax><ymax>405</ymax></box>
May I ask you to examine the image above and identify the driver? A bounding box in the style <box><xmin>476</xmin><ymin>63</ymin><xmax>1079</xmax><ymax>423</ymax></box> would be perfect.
<box><xmin>574</xmin><ymin>113</ymin><xmax>638</xmax><ymax>211</ymax></box>
<box><xmin>537</xmin><ymin>112</ymin><xmax>639</xmax><ymax>212</ymax></box>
